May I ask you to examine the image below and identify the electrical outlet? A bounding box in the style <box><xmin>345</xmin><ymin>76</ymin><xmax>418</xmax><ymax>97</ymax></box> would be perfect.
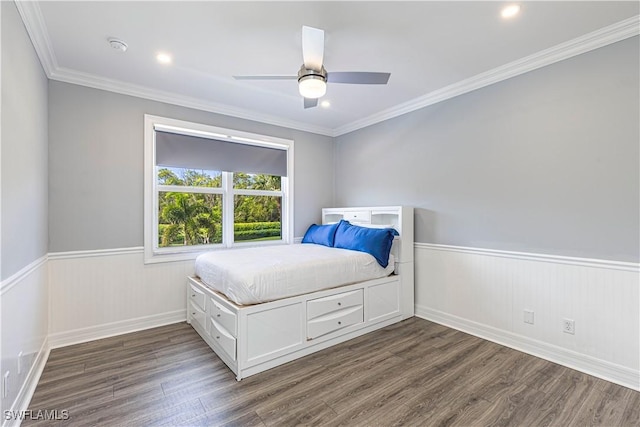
<box><xmin>17</xmin><ymin>351</ymin><xmax>23</xmax><ymax>375</ymax></box>
<box><xmin>563</xmin><ymin>318</ymin><xmax>575</xmax><ymax>334</ymax></box>
<box><xmin>2</xmin><ymin>371</ymin><xmax>9</xmax><ymax>398</ymax></box>
<box><xmin>524</xmin><ymin>310</ymin><xmax>534</xmax><ymax>325</ymax></box>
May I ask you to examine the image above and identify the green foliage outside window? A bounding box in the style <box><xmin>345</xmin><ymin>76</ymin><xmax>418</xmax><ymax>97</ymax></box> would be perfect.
<box><xmin>158</xmin><ymin>168</ymin><xmax>282</xmax><ymax>247</ymax></box>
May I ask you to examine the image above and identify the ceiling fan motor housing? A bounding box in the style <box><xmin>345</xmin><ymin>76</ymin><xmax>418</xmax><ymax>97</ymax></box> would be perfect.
<box><xmin>298</xmin><ymin>65</ymin><xmax>327</xmax><ymax>81</ymax></box>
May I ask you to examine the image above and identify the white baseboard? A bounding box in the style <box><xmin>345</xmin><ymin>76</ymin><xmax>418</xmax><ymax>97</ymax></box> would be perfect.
<box><xmin>2</xmin><ymin>339</ymin><xmax>50</xmax><ymax>427</ymax></box>
<box><xmin>2</xmin><ymin>310</ymin><xmax>185</xmax><ymax>427</ymax></box>
<box><xmin>414</xmin><ymin>243</ymin><xmax>639</xmax><ymax>391</ymax></box>
<box><xmin>48</xmin><ymin>310</ymin><xmax>186</xmax><ymax>349</ymax></box>
<box><xmin>416</xmin><ymin>305</ymin><xmax>640</xmax><ymax>391</ymax></box>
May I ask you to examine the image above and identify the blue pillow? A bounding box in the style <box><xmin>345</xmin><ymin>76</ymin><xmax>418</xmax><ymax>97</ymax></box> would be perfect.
<box><xmin>301</xmin><ymin>222</ymin><xmax>340</xmax><ymax>247</ymax></box>
<box><xmin>333</xmin><ymin>220</ymin><xmax>396</xmax><ymax>268</ymax></box>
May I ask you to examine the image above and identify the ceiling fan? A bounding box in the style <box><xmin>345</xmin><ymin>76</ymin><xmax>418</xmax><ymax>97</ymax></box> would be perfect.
<box><xmin>233</xmin><ymin>26</ymin><xmax>391</xmax><ymax>109</ymax></box>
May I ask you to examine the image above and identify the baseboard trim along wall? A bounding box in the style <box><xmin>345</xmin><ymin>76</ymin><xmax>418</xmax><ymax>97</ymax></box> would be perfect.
<box><xmin>3</xmin><ymin>340</ymin><xmax>50</xmax><ymax>427</ymax></box>
<box><xmin>0</xmin><ymin>258</ymin><xmax>49</xmax><ymax>427</ymax></box>
<box><xmin>48</xmin><ymin>249</ymin><xmax>194</xmax><ymax>346</ymax></box>
<box><xmin>414</xmin><ymin>243</ymin><xmax>640</xmax><ymax>391</ymax></box>
<box><xmin>416</xmin><ymin>306</ymin><xmax>639</xmax><ymax>391</ymax></box>
<box><xmin>48</xmin><ymin>310</ymin><xmax>186</xmax><ymax>349</ymax></box>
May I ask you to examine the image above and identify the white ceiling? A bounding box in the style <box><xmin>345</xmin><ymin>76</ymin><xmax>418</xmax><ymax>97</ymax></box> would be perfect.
<box><xmin>19</xmin><ymin>1</ymin><xmax>640</xmax><ymax>136</ymax></box>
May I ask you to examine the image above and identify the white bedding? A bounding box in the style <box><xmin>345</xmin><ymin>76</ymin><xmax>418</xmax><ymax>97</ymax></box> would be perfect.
<box><xmin>195</xmin><ymin>243</ymin><xmax>395</xmax><ymax>305</ymax></box>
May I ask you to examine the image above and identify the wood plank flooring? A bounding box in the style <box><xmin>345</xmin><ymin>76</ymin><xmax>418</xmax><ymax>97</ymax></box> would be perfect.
<box><xmin>25</xmin><ymin>318</ymin><xmax>639</xmax><ymax>426</ymax></box>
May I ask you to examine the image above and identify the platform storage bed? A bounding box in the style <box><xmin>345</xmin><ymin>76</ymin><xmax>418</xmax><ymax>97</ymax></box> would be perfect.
<box><xmin>186</xmin><ymin>206</ymin><xmax>414</xmax><ymax>380</ymax></box>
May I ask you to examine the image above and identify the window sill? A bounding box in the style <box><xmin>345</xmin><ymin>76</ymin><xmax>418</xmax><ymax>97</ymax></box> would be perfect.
<box><xmin>144</xmin><ymin>240</ymin><xmax>290</xmax><ymax>264</ymax></box>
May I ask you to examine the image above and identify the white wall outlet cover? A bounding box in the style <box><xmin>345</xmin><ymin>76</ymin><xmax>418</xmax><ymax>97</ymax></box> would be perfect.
<box><xmin>563</xmin><ymin>318</ymin><xmax>575</xmax><ymax>334</ymax></box>
<box><xmin>524</xmin><ymin>310</ymin><xmax>534</xmax><ymax>324</ymax></box>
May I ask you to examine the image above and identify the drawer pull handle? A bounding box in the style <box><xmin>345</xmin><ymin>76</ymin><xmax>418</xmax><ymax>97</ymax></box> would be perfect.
<box><xmin>338</xmin><ymin>321</ymin><xmax>342</xmax><ymax>325</ymax></box>
<box><xmin>216</xmin><ymin>336</ymin><xmax>220</xmax><ymax>339</ymax></box>
<box><xmin>191</xmin><ymin>312</ymin><xmax>196</xmax><ymax>316</ymax></box>
<box><xmin>338</xmin><ymin>302</ymin><xmax>342</xmax><ymax>306</ymax></box>
<box><xmin>191</xmin><ymin>294</ymin><xmax>196</xmax><ymax>297</ymax></box>
<box><xmin>217</xmin><ymin>314</ymin><xmax>221</xmax><ymax>317</ymax></box>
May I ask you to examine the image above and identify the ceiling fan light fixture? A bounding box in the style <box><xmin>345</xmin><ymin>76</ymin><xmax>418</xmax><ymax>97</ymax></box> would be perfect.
<box><xmin>236</xmin><ymin>28</ymin><xmax>390</xmax><ymax>108</ymax></box>
<box><xmin>298</xmin><ymin>75</ymin><xmax>326</xmax><ymax>99</ymax></box>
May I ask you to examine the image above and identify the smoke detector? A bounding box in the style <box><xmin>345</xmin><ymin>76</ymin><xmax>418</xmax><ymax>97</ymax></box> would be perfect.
<box><xmin>108</xmin><ymin>38</ymin><xmax>128</xmax><ymax>52</ymax></box>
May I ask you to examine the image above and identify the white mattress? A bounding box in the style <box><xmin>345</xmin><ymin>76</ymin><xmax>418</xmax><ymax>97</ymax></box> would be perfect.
<box><xmin>194</xmin><ymin>243</ymin><xmax>395</xmax><ymax>305</ymax></box>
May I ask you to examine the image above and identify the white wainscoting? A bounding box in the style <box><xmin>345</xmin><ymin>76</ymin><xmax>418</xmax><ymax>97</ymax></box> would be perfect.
<box><xmin>48</xmin><ymin>248</ymin><xmax>193</xmax><ymax>348</ymax></box>
<box><xmin>5</xmin><ymin>243</ymin><xmax>638</xmax><ymax>423</ymax></box>
<box><xmin>0</xmin><ymin>257</ymin><xmax>49</xmax><ymax>426</ymax></box>
<box><xmin>414</xmin><ymin>243</ymin><xmax>640</xmax><ymax>391</ymax></box>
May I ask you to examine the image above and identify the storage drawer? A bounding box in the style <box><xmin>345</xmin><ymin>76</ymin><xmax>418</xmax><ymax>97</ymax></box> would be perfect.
<box><xmin>188</xmin><ymin>284</ymin><xmax>206</xmax><ymax>312</ymax></box>
<box><xmin>209</xmin><ymin>318</ymin><xmax>236</xmax><ymax>361</ymax></box>
<box><xmin>307</xmin><ymin>305</ymin><xmax>363</xmax><ymax>340</ymax></box>
<box><xmin>343</xmin><ymin>210</ymin><xmax>371</xmax><ymax>223</ymax></box>
<box><xmin>189</xmin><ymin>302</ymin><xmax>207</xmax><ymax>332</ymax></box>
<box><xmin>307</xmin><ymin>289</ymin><xmax>363</xmax><ymax>320</ymax></box>
<box><xmin>210</xmin><ymin>298</ymin><xmax>238</xmax><ymax>337</ymax></box>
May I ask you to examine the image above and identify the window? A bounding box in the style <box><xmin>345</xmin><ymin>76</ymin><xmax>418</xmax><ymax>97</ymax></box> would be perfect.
<box><xmin>144</xmin><ymin>115</ymin><xmax>294</xmax><ymax>263</ymax></box>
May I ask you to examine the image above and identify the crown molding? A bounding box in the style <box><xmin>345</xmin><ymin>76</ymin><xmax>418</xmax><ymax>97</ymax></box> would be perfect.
<box><xmin>333</xmin><ymin>15</ymin><xmax>640</xmax><ymax>136</ymax></box>
<box><xmin>15</xmin><ymin>1</ymin><xmax>639</xmax><ymax>138</ymax></box>
<box><xmin>14</xmin><ymin>1</ymin><xmax>334</xmax><ymax>137</ymax></box>
<box><xmin>14</xmin><ymin>0</ymin><xmax>57</xmax><ymax>77</ymax></box>
<box><xmin>49</xmin><ymin>66</ymin><xmax>335</xmax><ymax>136</ymax></box>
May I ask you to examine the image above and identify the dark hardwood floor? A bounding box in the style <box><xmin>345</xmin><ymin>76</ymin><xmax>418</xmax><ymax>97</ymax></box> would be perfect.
<box><xmin>25</xmin><ymin>318</ymin><xmax>639</xmax><ymax>426</ymax></box>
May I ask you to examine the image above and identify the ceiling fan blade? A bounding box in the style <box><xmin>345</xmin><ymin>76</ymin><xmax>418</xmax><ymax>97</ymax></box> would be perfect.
<box><xmin>233</xmin><ymin>75</ymin><xmax>297</xmax><ymax>80</ymax></box>
<box><xmin>302</xmin><ymin>26</ymin><xmax>324</xmax><ymax>71</ymax></box>
<box><xmin>327</xmin><ymin>72</ymin><xmax>391</xmax><ymax>84</ymax></box>
<box><xmin>304</xmin><ymin>97</ymin><xmax>318</xmax><ymax>109</ymax></box>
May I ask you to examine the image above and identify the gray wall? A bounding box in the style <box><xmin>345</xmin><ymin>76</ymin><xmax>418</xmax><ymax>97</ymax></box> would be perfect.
<box><xmin>1</xmin><ymin>1</ymin><xmax>49</xmax><ymax>279</ymax></box>
<box><xmin>335</xmin><ymin>37</ymin><xmax>639</xmax><ymax>262</ymax></box>
<box><xmin>48</xmin><ymin>82</ymin><xmax>334</xmax><ymax>252</ymax></box>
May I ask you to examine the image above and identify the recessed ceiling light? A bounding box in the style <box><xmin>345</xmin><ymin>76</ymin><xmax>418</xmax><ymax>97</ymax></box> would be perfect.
<box><xmin>108</xmin><ymin>38</ymin><xmax>128</xmax><ymax>52</ymax></box>
<box><xmin>320</xmin><ymin>100</ymin><xmax>331</xmax><ymax>108</ymax></box>
<box><xmin>156</xmin><ymin>53</ymin><xmax>172</xmax><ymax>65</ymax></box>
<box><xmin>501</xmin><ymin>4</ymin><xmax>521</xmax><ymax>19</ymax></box>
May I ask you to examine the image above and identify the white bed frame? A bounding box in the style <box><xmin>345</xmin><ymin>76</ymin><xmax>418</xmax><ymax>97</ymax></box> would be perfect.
<box><xmin>186</xmin><ymin>206</ymin><xmax>414</xmax><ymax>380</ymax></box>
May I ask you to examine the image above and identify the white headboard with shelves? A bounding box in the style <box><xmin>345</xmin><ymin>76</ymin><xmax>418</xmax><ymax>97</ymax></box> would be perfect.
<box><xmin>322</xmin><ymin>206</ymin><xmax>414</xmax><ymax>264</ymax></box>
<box><xmin>322</xmin><ymin>206</ymin><xmax>415</xmax><ymax>318</ymax></box>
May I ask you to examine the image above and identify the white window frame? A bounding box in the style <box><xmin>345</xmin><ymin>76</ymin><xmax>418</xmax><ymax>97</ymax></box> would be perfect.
<box><xmin>144</xmin><ymin>115</ymin><xmax>294</xmax><ymax>264</ymax></box>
